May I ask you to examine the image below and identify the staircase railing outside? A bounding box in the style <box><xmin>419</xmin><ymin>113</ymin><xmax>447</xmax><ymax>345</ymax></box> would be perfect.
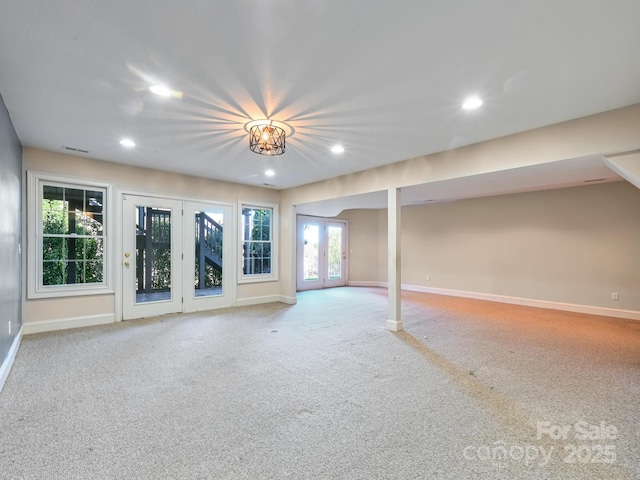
<box><xmin>135</xmin><ymin>209</ymin><xmax>223</xmax><ymax>293</ymax></box>
<box><xmin>195</xmin><ymin>212</ymin><xmax>223</xmax><ymax>258</ymax></box>
<box><xmin>136</xmin><ymin>207</ymin><xmax>171</xmax><ymax>293</ymax></box>
<box><xmin>195</xmin><ymin>212</ymin><xmax>223</xmax><ymax>289</ymax></box>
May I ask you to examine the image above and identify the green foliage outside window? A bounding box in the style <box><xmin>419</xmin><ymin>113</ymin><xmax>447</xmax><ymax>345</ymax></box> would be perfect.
<box><xmin>204</xmin><ymin>222</ymin><xmax>222</xmax><ymax>288</ymax></box>
<box><xmin>150</xmin><ymin>218</ymin><xmax>171</xmax><ymax>291</ymax></box>
<box><xmin>135</xmin><ymin>208</ymin><xmax>172</xmax><ymax>293</ymax></box>
<box><xmin>242</xmin><ymin>207</ymin><xmax>272</xmax><ymax>275</ymax></box>
<box><xmin>194</xmin><ymin>261</ymin><xmax>222</xmax><ymax>288</ymax></box>
<box><xmin>327</xmin><ymin>226</ymin><xmax>342</xmax><ymax>279</ymax></box>
<box><xmin>41</xmin><ymin>186</ymin><xmax>105</xmax><ymax>286</ymax></box>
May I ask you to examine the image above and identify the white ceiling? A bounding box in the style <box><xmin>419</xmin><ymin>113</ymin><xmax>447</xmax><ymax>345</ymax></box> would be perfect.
<box><xmin>1</xmin><ymin>0</ymin><xmax>639</xmax><ymax>190</ymax></box>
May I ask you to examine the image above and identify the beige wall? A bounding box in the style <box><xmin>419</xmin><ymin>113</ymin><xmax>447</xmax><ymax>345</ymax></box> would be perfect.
<box><xmin>21</xmin><ymin>103</ymin><xmax>640</xmax><ymax>326</ymax></box>
<box><xmin>344</xmin><ymin>182</ymin><xmax>640</xmax><ymax>312</ymax></box>
<box><xmin>280</xmin><ymin>104</ymin><xmax>640</xmax><ymax>301</ymax></box>
<box><xmin>377</xmin><ymin>209</ymin><xmax>388</xmax><ymax>283</ymax></box>
<box><xmin>336</xmin><ymin>209</ymin><xmax>379</xmax><ymax>282</ymax></box>
<box><xmin>23</xmin><ymin>148</ymin><xmax>282</xmax><ymax>327</ymax></box>
<box><xmin>24</xmin><ymin>148</ymin><xmax>280</xmax><ymax>205</ymax></box>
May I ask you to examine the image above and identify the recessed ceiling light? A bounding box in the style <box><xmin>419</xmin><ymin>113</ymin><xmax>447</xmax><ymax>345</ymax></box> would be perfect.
<box><xmin>331</xmin><ymin>145</ymin><xmax>345</xmax><ymax>154</ymax></box>
<box><xmin>119</xmin><ymin>138</ymin><xmax>136</xmax><ymax>148</ymax></box>
<box><xmin>265</xmin><ymin>169</ymin><xmax>275</xmax><ymax>177</ymax></box>
<box><xmin>149</xmin><ymin>85</ymin><xmax>172</xmax><ymax>97</ymax></box>
<box><xmin>462</xmin><ymin>97</ymin><xmax>483</xmax><ymax>110</ymax></box>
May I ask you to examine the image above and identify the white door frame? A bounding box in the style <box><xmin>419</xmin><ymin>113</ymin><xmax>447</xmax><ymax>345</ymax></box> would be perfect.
<box><xmin>122</xmin><ymin>194</ymin><xmax>183</xmax><ymax>320</ymax></box>
<box><xmin>324</xmin><ymin>220</ymin><xmax>348</xmax><ymax>289</ymax></box>
<box><xmin>121</xmin><ymin>193</ymin><xmax>236</xmax><ymax>321</ymax></box>
<box><xmin>183</xmin><ymin>201</ymin><xmax>233</xmax><ymax>313</ymax></box>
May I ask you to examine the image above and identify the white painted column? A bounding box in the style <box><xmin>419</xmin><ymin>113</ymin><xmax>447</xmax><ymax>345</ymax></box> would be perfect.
<box><xmin>387</xmin><ymin>187</ymin><xmax>403</xmax><ymax>332</ymax></box>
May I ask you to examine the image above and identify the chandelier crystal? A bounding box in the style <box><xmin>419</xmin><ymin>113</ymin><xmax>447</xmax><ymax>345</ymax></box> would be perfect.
<box><xmin>250</xmin><ymin>123</ymin><xmax>285</xmax><ymax>155</ymax></box>
<box><xmin>246</xmin><ymin>119</ymin><xmax>293</xmax><ymax>156</ymax></box>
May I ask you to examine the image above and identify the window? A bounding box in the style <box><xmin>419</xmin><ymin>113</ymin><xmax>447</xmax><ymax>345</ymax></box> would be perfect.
<box><xmin>28</xmin><ymin>172</ymin><xmax>112</xmax><ymax>298</ymax></box>
<box><xmin>240</xmin><ymin>204</ymin><xmax>277</xmax><ymax>281</ymax></box>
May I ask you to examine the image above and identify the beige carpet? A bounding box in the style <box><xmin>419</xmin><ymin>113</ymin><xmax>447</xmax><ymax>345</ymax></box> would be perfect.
<box><xmin>1</xmin><ymin>287</ymin><xmax>638</xmax><ymax>479</ymax></box>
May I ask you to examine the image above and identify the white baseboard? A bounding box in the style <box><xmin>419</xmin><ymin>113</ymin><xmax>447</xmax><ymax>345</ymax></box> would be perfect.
<box><xmin>348</xmin><ymin>281</ymin><xmax>386</xmax><ymax>288</ymax></box>
<box><xmin>349</xmin><ymin>281</ymin><xmax>640</xmax><ymax>321</ymax></box>
<box><xmin>401</xmin><ymin>284</ymin><xmax>640</xmax><ymax>321</ymax></box>
<box><xmin>235</xmin><ymin>295</ymin><xmax>297</xmax><ymax>307</ymax></box>
<box><xmin>0</xmin><ymin>326</ymin><xmax>23</xmax><ymax>393</ymax></box>
<box><xmin>278</xmin><ymin>295</ymin><xmax>297</xmax><ymax>305</ymax></box>
<box><xmin>386</xmin><ymin>319</ymin><xmax>403</xmax><ymax>331</ymax></box>
<box><xmin>23</xmin><ymin>313</ymin><xmax>116</xmax><ymax>335</ymax></box>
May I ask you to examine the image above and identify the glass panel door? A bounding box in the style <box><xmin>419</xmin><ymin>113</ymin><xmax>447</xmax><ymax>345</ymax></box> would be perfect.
<box><xmin>297</xmin><ymin>216</ymin><xmax>347</xmax><ymax>291</ymax></box>
<box><xmin>122</xmin><ymin>195</ymin><xmax>183</xmax><ymax>320</ymax></box>
<box><xmin>183</xmin><ymin>202</ymin><xmax>233</xmax><ymax>312</ymax></box>
<box><xmin>303</xmin><ymin>223</ymin><xmax>321</xmax><ymax>282</ymax></box>
<box><xmin>324</xmin><ymin>221</ymin><xmax>347</xmax><ymax>288</ymax></box>
<box><xmin>297</xmin><ymin>217</ymin><xmax>324</xmax><ymax>291</ymax></box>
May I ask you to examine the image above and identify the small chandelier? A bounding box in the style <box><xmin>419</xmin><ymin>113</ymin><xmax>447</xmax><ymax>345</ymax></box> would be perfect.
<box><xmin>246</xmin><ymin>120</ymin><xmax>293</xmax><ymax>156</ymax></box>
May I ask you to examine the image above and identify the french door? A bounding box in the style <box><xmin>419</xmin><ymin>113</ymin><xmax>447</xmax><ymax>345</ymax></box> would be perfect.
<box><xmin>122</xmin><ymin>194</ymin><xmax>232</xmax><ymax>320</ymax></box>
<box><xmin>182</xmin><ymin>201</ymin><xmax>232</xmax><ymax>313</ymax></box>
<box><xmin>296</xmin><ymin>216</ymin><xmax>347</xmax><ymax>291</ymax></box>
<box><xmin>122</xmin><ymin>195</ymin><xmax>183</xmax><ymax>319</ymax></box>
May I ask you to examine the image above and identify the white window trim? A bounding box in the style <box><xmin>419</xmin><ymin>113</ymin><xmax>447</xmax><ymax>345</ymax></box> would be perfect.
<box><xmin>27</xmin><ymin>171</ymin><xmax>114</xmax><ymax>299</ymax></box>
<box><xmin>238</xmin><ymin>201</ymin><xmax>278</xmax><ymax>284</ymax></box>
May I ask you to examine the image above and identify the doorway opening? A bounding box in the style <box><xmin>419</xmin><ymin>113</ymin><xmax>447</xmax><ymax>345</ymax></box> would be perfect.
<box><xmin>296</xmin><ymin>215</ymin><xmax>347</xmax><ymax>291</ymax></box>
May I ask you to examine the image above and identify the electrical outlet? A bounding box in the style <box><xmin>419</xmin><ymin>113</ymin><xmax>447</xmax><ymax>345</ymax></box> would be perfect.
<box><xmin>611</xmin><ymin>292</ymin><xmax>619</xmax><ymax>301</ymax></box>
<box><xmin>425</xmin><ymin>275</ymin><xmax>430</xmax><ymax>281</ymax></box>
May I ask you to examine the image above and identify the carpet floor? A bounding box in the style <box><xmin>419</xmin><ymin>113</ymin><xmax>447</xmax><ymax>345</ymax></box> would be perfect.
<box><xmin>1</xmin><ymin>287</ymin><xmax>638</xmax><ymax>479</ymax></box>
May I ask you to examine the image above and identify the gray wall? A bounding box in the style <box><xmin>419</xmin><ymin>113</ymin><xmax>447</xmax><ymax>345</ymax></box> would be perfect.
<box><xmin>0</xmin><ymin>93</ymin><xmax>22</xmax><ymax>366</ymax></box>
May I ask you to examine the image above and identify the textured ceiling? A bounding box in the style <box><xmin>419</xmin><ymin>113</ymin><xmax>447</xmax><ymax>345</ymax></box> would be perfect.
<box><xmin>1</xmin><ymin>0</ymin><xmax>639</xmax><ymax>189</ymax></box>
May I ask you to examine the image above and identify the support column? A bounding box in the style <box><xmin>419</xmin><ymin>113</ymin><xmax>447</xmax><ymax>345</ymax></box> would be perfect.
<box><xmin>387</xmin><ymin>187</ymin><xmax>402</xmax><ymax>332</ymax></box>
